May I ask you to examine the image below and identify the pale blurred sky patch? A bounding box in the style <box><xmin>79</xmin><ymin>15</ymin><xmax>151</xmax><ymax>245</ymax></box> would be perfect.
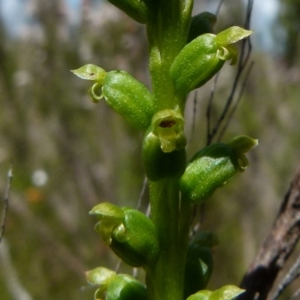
<box><xmin>0</xmin><ymin>0</ymin><xmax>282</xmax><ymax>53</ymax></box>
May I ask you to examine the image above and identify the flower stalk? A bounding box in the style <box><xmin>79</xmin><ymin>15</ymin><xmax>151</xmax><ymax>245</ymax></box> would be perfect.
<box><xmin>72</xmin><ymin>0</ymin><xmax>255</xmax><ymax>299</ymax></box>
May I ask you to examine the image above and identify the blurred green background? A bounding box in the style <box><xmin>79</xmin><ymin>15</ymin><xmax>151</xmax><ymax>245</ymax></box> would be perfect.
<box><xmin>0</xmin><ymin>0</ymin><xmax>299</xmax><ymax>299</ymax></box>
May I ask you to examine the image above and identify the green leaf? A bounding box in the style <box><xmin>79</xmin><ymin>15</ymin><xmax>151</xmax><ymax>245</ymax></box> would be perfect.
<box><xmin>188</xmin><ymin>12</ymin><xmax>217</xmax><ymax>42</ymax></box>
<box><xmin>216</xmin><ymin>26</ymin><xmax>253</xmax><ymax>46</ymax></box>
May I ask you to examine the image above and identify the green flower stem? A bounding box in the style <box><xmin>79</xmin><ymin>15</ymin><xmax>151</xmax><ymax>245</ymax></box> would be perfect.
<box><xmin>147</xmin><ymin>0</ymin><xmax>193</xmax><ymax>110</ymax></box>
<box><xmin>146</xmin><ymin>178</ymin><xmax>192</xmax><ymax>300</ymax></box>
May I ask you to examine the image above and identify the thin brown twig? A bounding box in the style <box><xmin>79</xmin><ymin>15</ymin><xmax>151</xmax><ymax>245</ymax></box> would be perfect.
<box><xmin>204</xmin><ymin>0</ymin><xmax>224</xmax><ymax>145</ymax></box>
<box><xmin>217</xmin><ymin>61</ymin><xmax>254</xmax><ymax>142</ymax></box>
<box><xmin>216</xmin><ymin>0</ymin><xmax>225</xmax><ymax>16</ymax></box>
<box><xmin>206</xmin><ymin>72</ymin><xmax>220</xmax><ymax>145</ymax></box>
<box><xmin>208</xmin><ymin>0</ymin><xmax>253</xmax><ymax>143</ymax></box>
<box><xmin>136</xmin><ymin>176</ymin><xmax>148</xmax><ymax>211</ymax></box>
<box><xmin>188</xmin><ymin>91</ymin><xmax>198</xmax><ymax>145</ymax></box>
<box><xmin>271</xmin><ymin>250</ymin><xmax>300</xmax><ymax>300</ymax></box>
<box><xmin>0</xmin><ymin>162</ymin><xmax>13</xmax><ymax>243</ymax></box>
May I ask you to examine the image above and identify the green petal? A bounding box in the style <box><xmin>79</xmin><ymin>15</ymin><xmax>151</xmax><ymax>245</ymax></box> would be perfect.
<box><xmin>89</xmin><ymin>83</ymin><xmax>104</xmax><ymax>103</ymax></box>
<box><xmin>151</xmin><ymin>109</ymin><xmax>187</xmax><ymax>153</ymax></box>
<box><xmin>94</xmin><ymin>219</ymin><xmax>121</xmax><ymax>245</ymax></box>
<box><xmin>216</xmin><ymin>45</ymin><xmax>238</xmax><ymax>65</ymax></box>
<box><xmin>112</xmin><ymin>223</ymin><xmax>127</xmax><ymax>243</ymax></box>
<box><xmin>237</xmin><ymin>154</ymin><xmax>249</xmax><ymax>172</ymax></box>
<box><xmin>71</xmin><ymin>64</ymin><xmax>106</xmax><ymax>83</ymax></box>
<box><xmin>85</xmin><ymin>266</ymin><xmax>116</xmax><ymax>286</ymax></box>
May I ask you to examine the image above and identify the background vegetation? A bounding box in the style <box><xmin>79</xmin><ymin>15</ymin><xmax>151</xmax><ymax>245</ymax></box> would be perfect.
<box><xmin>0</xmin><ymin>0</ymin><xmax>299</xmax><ymax>299</ymax></box>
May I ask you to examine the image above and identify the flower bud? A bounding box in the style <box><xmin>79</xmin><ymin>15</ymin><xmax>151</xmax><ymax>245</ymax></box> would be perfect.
<box><xmin>110</xmin><ymin>208</ymin><xmax>160</xmax><ymax>267</ymax></box>
<box><xmin>90</xmin><ymin>203</ymin><xmax>159</xmax><ymax>268</ymax></box>
<box><xmin>142</xmin><ymin>109</ymin><xmax>187</xmax><ymax>181</ymax></box>
<box><xmin>170</xmin><ymin>27</ymin><xmax>253</xmax><ymax>97</ymax></box>
<box><xmin>179</xmin><ymin>136</ymin><xmax>257</xmax><ymax>204</ymax></box>
<box><xmin>90</xmin><ymin>202</ymin><xmax>125</xmax><ymax>244</ymax></box>
<box><xmin>85</xmin><ymin>267</ymin><xmax>117</xmax><ymax>300</ymax></box>
<box><xmin>188</xmin><ymin>12</ymin><xmax>217</xmax><ymax>43</ymax></box>
<box><xmin>86</xmin><ymin>268</ymin><xmax>147</xmax><ymax>300</ymax></box>
<box><xmin>106</xmin><ymin>274</ymin><xmax>147</xmax><ymax>300</ymax></box>
<box><xmin>108</xmin><ymin>0</ymin><xmax>148</xmax><ymax>24</ymax></box>
<box><xmin>72</xmin><ymin>66</ymin><xmax>155</xmax><ymax>130</ymax></box>
<box><xmin>184</xmin><ymin>232</ymin><xmax>219</xmax><ymax>298</ymax></box>
<box><xmin>102</xmin><ymin>70</ymin><xmax>155</xmax><ymax>130</ymax></box>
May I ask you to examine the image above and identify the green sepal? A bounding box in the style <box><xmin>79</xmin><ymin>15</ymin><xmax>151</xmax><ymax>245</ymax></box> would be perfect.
<box><xmin>106</xmin><ymin>274</ymin><xmax>148</xmax><ymax>300</ymax></box>
<box><xmin>108</xmin><ymin>0</ymin><xmax>148</xmax><ymax>24</ymax></box>
<box><xmin>188</xmin><ymin>12</ymin><xmax>217</xmax><ymax>43</ymax></box>
<box><xmin>86</xmin><ymin>269</ymin><xmax>147</xmax><ymax>300</ymax></box>
<box><xmin>187</xmin><ymin>290</ymin><xmax>212</xmax><ymax>300</ymax></box>
<box><xmin>187</xmin><ymin>285</ymin><xmax>244</xmax><ymax>300</ymax></box>
<box><xmin>142</xmin><ymin>110</ymin><xmax>187</xmax><ymax>181</ymax></box>
<box><xmin>102</xmin><ymin>70</ymin><xmax>155</xmax><ymax>130</ymax></box>
<box><xmin>90</xmin><ymin>202</ymin><xmax>125</xmax><ymax>244</ymax></box>
<box><xmin>210</xmin><ymin>285</ymin><xmax>245</xmax><ymax>300</ymax></box>
<box><xmin>228</xmin><ymin>136</ymin><xmax>258</xmax><ymax>171</ymax></box>
<box><xmin>227</xmin><ymin>135</ymin><xmax>258</xmax><ymax>154</ymax></box>
<box><xmin>71</xmin><ymin>64</ymin><xmax>106</xmax><ymax>83</ymax></box>
<box><xmin>215</xmin><ymin>26</ymin><xmax>253</xmax><ymax>47</ymax></box>
<box><xmin>179</xmin><ymin>136</ymin><xmax>257</xmax><ymax>204</ymax></box>
<box><xmin>85</xmin><ymin>267</ymin><xmax>117</xmax><ymax>300</ymax></box>
<box><xmin>109</xmin><ymin>208</ymin><xmax>160</xmax><ymax>268</ymax></box>
<box><xmin>86</xmin><ymin>267</ymin><xmax>117</xmax><ymax>286</ymax></box>
<box><xmin>90</xmin><ymin>202</ymin><xmax>125</xmax><ymax>220</ymax></box>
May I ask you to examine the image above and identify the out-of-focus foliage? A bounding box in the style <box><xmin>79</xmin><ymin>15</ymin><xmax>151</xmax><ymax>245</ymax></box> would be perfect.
<box><xmin>278</xmin><ymin>0</ymin><xmax>300</xmax><ymax>67</ymax></box>
<box><xmin>0</xmin><ymin>0</ymin><xmax>299</xmax><ymax>299</ymax></box>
